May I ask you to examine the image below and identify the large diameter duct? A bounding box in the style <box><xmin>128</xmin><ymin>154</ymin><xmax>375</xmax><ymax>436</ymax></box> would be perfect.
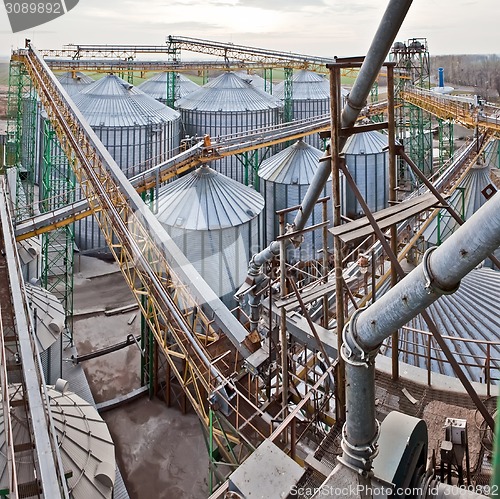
<box><xmin>294</xmin><ymin>0</ymin><xmax>413</xmax><ymax>232</ymax></box>
<box><xmin>341</xmin><ymin>191</ymin><xmax>500</xmax><ymax>473</ymax></box>
<box><xmin>245</xmin><ymin>0</ymin><xmax>413</xmax><ymax>278</ymax></box>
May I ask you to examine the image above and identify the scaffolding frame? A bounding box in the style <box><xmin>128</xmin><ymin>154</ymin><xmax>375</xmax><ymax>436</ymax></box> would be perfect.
<box><xmin>6</xmin><ymin>61</ymin><xmax>37</xmax><ymax>218</ymax></box>
<box><xmin>391</xmin><ymin>38</ymin><xmax>433</xmax><ymax>180</ymax></box>
<box><xmin>40</xmin><ymin>120</ymin><xmax>75</xmax><ymax>346</ymax></box>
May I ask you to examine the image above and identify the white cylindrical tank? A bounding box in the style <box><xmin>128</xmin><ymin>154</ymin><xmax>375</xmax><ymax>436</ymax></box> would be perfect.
<box><xmin>258</xmin><ymin>139</ymin><xmax>336</xmax><ymax>261</ymax></box>
<box><xmin>177</xmin><ymin>72</ymin><xmax>282</xmax><ymax>186</ymax></box>
<box><xmin>342</xmin><ymin>130</ymin><xmax>389</xmax><ymax>219</ymax></box>
<box><xmin>72</xmin><ymin>74</ymin><xmax>181</xmax><ymax>175</ymax></box>
<box><xmin>156</xmin><ymin>166</ymin><xmax>264</xmax><ymax>306</ymax></box>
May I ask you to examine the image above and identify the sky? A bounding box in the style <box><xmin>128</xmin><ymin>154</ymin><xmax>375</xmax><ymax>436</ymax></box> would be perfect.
<box><xmin>0</xmin><ymin>0</ymin><xmax>498</xmax><ymax>61</ymax></box>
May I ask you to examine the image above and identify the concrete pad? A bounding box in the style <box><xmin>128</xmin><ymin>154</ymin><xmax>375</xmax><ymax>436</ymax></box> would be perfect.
<box><xmin>73</xmin><ymin>256</ymin><xmax>209</xmax><ymax>499</ymax></box>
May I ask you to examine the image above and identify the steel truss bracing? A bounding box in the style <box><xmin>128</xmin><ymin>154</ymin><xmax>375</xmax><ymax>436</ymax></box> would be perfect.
<box><xmin>7</xmin><ymin>61</ymin><xmax>37</xmax><ymax>218</ymax></box>
<box><xmin>283</xmin><ymin>68</ymin><xmax>294</xmax><ymax>124</ymax></box>
<box><xmin>438</xmin><ymin>118</ymin><xmax>454</xmax><ymax>172</ymax></box>
<box><xmin>40</xmin><ymin>120</ymin><xmax>75</xmax><ymax>347</ymax></box>
<box><xmin>402</xmin><ymin>87</ymin><xmax>500</xmax><ymax>138</ymax></box>
<box><xmin>167</xmin><ymin>35</ymin><xmax>336</xmax><ymax>73</ymax></box>
<box><xmin>14</xmin><ymin>45</ymin><xmax>279</xmax><ymax>483</ymax></box>
<box><xmin>41</xmin><ymin>40</ymin><xmax>358</xmax><ymax>76</ymax></box>
<box><xmin>391</xmin><ymin>38</ymin><xmax>433</xmax><ymax>179</ymax></box>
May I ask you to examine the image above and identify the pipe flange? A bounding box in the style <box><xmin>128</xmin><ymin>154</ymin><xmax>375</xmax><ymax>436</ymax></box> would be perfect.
<box><xmin>341</xmin><ymin>307</ymin><xmax>378</xmax><ymax>367</ymax></box>
<box><xmin>338</xmin><ymin>419</ymin><xmax>381</xmax><ymax>476</ymax></box>
<box><xmin>422</xmin><ymin>246</ymin><xmax>461</xmax><ymax>296</ymax></box>
<box><xmin>346</xmin><ymin>96</ymin><xmax>366</xmax><ymax>112</ymax></box>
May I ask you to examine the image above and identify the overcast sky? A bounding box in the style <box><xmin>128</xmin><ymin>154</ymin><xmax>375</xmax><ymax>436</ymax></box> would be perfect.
<box><xmin>0</xmin><ymin>0</ymin><xmax>498</xmax><ymax>61</ymax></box>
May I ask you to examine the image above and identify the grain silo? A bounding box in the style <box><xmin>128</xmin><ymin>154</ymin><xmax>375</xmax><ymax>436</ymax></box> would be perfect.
<box><xmin>258</xmin><ymin>139</ymin><xmax>334</xmax><ymax>261</ymax></box>
<box><xmin>234</xmin><ymin>71</ymin><xmax>273</xmax><ymax>94</ymax></box>
<box><xmin>56</xmin><ymin>71</ymin><xmax>94</xmax><ymax>97</ymax></box>
<box><xmin>0</xmin><ymin>381</ymin><xmax>115</xmax><ymax>499</ymax></box>
<box><xmin>381</xmin><ymin>267</ymin><xmax>500</xmax><ymax>382</ymax></box>
<box><xmin>424</xmin><ymin>163</ymin><xmax>496</xmax><ymax>246</ymax></box>
<box><xmin>47</xmin><ymin>380</ymin><xmax>116</xmax><ymax>499</ymax></box>
<box><xmin>71</xmin><ymin>74</ymin><xmax>181</xmax><ymax>251</ymax></box>
<box><xmin>273</xmin><ymin>70</ymin><xmax>348</xmax><ymax>150</ymax></box>
<box><xmin>155</xmin><ymin>166</ymin><xmax>264</xmax><ymax>306</ymax></box>
<box><xmin>176</xmin><ymin>71</ymin><xmax>282</xmax><ymax>186</ymax></box>
<box><xmin>138</xmin><ymin>72</ymin><xmax>200</xmax><ymax>107</ymax></box>
<box><xmin>342</xmin><ymin>130</ymin><xmax>389</xmax><ymax>219</ymax></box>
<box><xmin>72</xmin><ymin>74</ymin><xmax>181</xmax><ymax>174</ymax></box>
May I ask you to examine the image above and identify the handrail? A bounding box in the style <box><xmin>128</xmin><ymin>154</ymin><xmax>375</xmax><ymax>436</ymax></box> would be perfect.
<box><xmin>0</xmin><ymin>313</ymin><xmax>19</xmax><ymax>499</ymax></box>
<box><xmin>390</xmin><ymin>325</ymin><xmax>500</xmax><ymax>396</ymax></box>
<box><xmin>0</xmin><ymin>177</ymin><xmax>69</xmax><ymax>498</ymax></box>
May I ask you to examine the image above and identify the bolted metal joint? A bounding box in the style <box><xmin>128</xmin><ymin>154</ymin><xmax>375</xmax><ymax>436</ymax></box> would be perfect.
<box><xmin>422</xmin><ymin>247</ymin><xmax>461</xmax><ymax>296</ymax></box>
<box><xmin>285</xmin><ymin>223</ymin><xmax>304</xmax><ymax>248</ymax></box>
<box><xmin>341</xmin><ymin>307</ymin><xmax>379</xmax><ymax>368</ymax></box>
<box><xmin>338</xmin><ymin>419</ymin><xmax>381</xmax><ymax>476</ymax></box>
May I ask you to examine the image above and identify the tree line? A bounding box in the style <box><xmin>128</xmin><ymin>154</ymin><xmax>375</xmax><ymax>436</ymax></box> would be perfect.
<box><xmin>430</xmin><ymin>54</ymin><xmax>500</xmax><ymax>102</ymax></box>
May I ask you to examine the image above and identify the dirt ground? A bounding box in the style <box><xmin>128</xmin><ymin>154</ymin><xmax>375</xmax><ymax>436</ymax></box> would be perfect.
<box><xmin>73</xmin><ymin>256</ymin><xmax>209</xmax><ymax>499</ymax></box>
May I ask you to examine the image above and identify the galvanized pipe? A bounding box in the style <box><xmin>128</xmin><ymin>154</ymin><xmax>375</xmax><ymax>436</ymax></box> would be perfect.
<box><xmin>244</xmin><ymin>0</ymin><xmax>414</xmax><ymax>280</ymax></box>
<box><xmin>341</xmin><ymin>191</ymin><xmax>500</xmax><ymax>472</ymax></box>
<box><xmin>294</xmin><ymin>0</ymin><xmax>413</xmax><ymax>232</ymax></box>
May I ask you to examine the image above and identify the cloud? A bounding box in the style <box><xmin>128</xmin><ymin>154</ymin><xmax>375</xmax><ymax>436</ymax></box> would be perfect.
<box><xmin>236</xmin><ymin>0</ymin><xmax>327</xmax><ymax>10</ymax></box>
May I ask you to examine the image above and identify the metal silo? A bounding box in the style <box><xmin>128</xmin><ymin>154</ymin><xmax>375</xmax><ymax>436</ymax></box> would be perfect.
<box><xmin>47</xmin><ymin>381</ymin><xmax>116</xmax><ymax>499</ymax></box>
<box><xmin>56</xmin><ymin>71</ymin><xmax>94</xmax><ymax>97</ymax></box>
<box><xmin>273</xmin><ymin>70</ymin><xmax>348</xmax><ymax>149</ymax></box>
<box><xmin>155</xmin><ymin>166</ymin><xmax>264</xmax><ymax>306</ymax></box>
<box><xmin>424</xmin><ymin>162</ymin><xmax>497</xmax><ymax>246</ymax></box>
<box><xmin>342</xmin><ymin>130</ymin><xmax>389</xmax><ymax>219</ymax></box>
<box><xmin>234</xmin><ymin>71</ymin><xmax>274</xmax><ymax>94</ymax></box>
<box><xmin>73</xmin><ymin>74</ymin><xmax>181</xmax><ymax>174</ymax></box>
<box><xmin>258</xmin><ymin>139</ymin><xmax>335</xmax><ymax>261</ymax></box>
<box><xmin>138</xmin><ymin>72</ymin><xmax>200</xmax><ymax>107</ymax></box>
<box><xmin>176</xmin><ymin>72</ymin><xmax>282</xmax><ymax>186</ymax></box>
<box><xmin>0</xmin><ymin>381</ymin><xmax>115</xmax><ymax>499</ymax></box>
<box><xmin>72</xmin><ymin>74</ymin><xmax>181</xmax><ymax>251</ymax></box>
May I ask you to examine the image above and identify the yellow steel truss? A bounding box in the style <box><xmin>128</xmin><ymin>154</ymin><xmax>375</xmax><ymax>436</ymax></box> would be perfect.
<box><xmin>14</xmin><ymin>46</ymin><xmax>272</xmax><ymax>464</ymax></box>
<box><xmin>402</xmin><ymin>88</ymin><xmax>500</xmax><ymax>138</ymax></box>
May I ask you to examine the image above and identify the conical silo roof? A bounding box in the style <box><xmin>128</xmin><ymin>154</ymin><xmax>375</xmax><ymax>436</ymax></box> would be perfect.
<box><xmin>382</xmin><ymin>267</ymin><xmax>500</xmax><ymax>382</ymax></box>
<box><xmin>72</xmin><ymin>74</ymin><xmax>180</xmax><ymax>127</ymax></box>
<box><xmin>425</xmin><ymin>164</ymin><xmax>496</xmax><ymax>245</ymax></box>
<box><xmin>343</xmin><ymin>129</ymin><xmax>388</xmax><ymax>154</ymax></box>
<box><xmin>258</xmin><ymin>139</ymin><xmax>325</xmax><ymax>184</ymax></box>
<box><xmin>176</xmin><ymin>71</ymin><xmax>281</xmax><ymax>112</ymax></box>
<box><xmin>48</xmin><ymin>381</ymin><xmax>115</xmax><ymax>498</ymax></box>
<box><xmin>274</xmin><ymin>70</ymin><xmax>349</xmax><ymax>101</ymax></box>
<box><xmin>0</xmin><ymin>382</ymin><xmax>115</xmax><ymax>499</ymax></box>
<box><xmin>234</xmin><ymin>71</ymin><xmax>273</xmax><ymax>93</ymax></box>
<box><xmin>274</xmin><ymin>70</ymin><xmax>330</xmax><ymax>100</ymax></box>
<box><xmin>138</xmin><ymin>72</ymin><xmax>200</xmax><ymax>101</ymax></box>
<box><xmin>56</xmin><ymin>71</ymin><xmax>94</xmax><ymax>97</ymax></box>
<box><xmin>156</xmin><ymin>166</ymin><xmax>264</xmax><ymax>230</ymax></box>
<box><xmin>25</xmin><ymin>282</ymin><xmax>64</xmax><ymax>353</ymax></box>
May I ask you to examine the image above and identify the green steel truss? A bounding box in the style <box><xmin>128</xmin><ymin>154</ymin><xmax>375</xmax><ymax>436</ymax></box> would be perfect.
<box><xmin>283</xmin><ymin>67</ymin><xmax>294</xmax><ymax>124</ymax></box>
<box><xmin>391</xmin><ymin>38</ymin><xmax>433</xmax><ymax>181</ymax></box>
<box><xmin>165</xmin><ymin>71</ymin><xmax>176</xmax><ymax>109</ymax></box>
<box><xmin>437</xmin><ymin>118</ymin><xmax>454</xmax><ymax>172</ymax></box>
<box><xmin>7</xmin><ymin>60</ymin><xmax>37</xmax><ymax>217</ymax></box>
<box><xmin>40</xmin><ymin>120</ymin><xmax>75</xmax><ymax>345</ymax></box>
